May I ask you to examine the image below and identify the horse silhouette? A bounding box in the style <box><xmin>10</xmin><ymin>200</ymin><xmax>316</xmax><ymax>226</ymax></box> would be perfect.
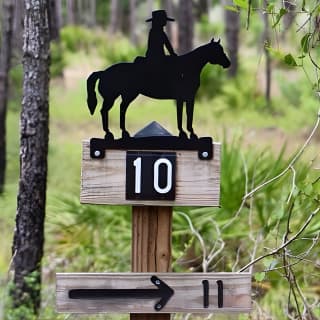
<box><xmin>87</xmin><ymin>39</ymin><xmax>230</xmax><ymax>139</ymax></box>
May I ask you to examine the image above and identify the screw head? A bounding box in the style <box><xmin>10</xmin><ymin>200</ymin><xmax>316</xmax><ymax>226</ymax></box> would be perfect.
<box><xmin>202</xmin><ymin>151</ymin><xmax>209</xmax><ymax>158</ymax></box>
<box><xmin>155</xmin><ymin>280</ymin><xmax>161</xmax><ymax>285</ymax></box>
<box><xmin>94</xmin><ymin>150</ymin><xmax>101</xmax><ymax>157</ymax></box>
<box><xmin>155</xmin><ymin>303</ymin><xmax>162</xmax><ymax>310</ymax></box>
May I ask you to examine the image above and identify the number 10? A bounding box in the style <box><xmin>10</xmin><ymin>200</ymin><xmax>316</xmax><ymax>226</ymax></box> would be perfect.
<box><xmin>133</xmin><ymin>157</ymin><xmax>173</xmax><ymax>194</ymax></box>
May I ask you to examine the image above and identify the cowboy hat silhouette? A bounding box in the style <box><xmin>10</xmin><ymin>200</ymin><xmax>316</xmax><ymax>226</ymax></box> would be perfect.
<box><xmin>146</xmin><ymin>10</ymin><xmax>175</xmax><ymax>23</ymax></box>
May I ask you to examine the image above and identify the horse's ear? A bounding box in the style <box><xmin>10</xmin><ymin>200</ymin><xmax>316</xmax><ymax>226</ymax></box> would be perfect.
<box><xmin>211</xmin><ymin>37</ymin><xmax>214</xmax><ymax>43</ymax></box>
<box><xmin>218</xmin><ymin>38</ymin><xmax>221</xmax><ymax>44</ymax></box>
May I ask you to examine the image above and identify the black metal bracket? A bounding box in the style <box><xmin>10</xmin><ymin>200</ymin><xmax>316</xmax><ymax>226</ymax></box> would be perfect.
<box><xmin>68</xmin><ymin>275</ymin><xmax>174</xmax><ymax>311</ymax></box>
<box><xmin>90</xmin><ymin>136</ymin><xmax>213</xmax><ymax>160</ymax></box>
<box><xmin>151</xmin><ymin>275</ymin><xmax>174</xmax><ymax>311</ymax></box>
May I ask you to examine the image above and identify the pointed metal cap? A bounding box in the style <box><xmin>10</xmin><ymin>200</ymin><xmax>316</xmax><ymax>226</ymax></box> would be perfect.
<box><xmin>134</xmin><ymin>121</ymin><xmax>173</xmax><ymax>138</ymax></box>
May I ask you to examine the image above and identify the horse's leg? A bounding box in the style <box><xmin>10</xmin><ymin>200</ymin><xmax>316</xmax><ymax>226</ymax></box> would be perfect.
<box><xmin>120</xmin><ymin>94</ymin><xmax>138</xmax><ymax>139</ymax></box>
<box><xmin>101</xmin><ymin>97</ymin><xmax>115</xmax><ymax>140</ymax></box>
<box><xmin>176</xmin><ymin>100</ymin><xmax>187</xmax><ymax>138</ymax></box>
<box><xmin>186</xmin><ymin>98</ymin><xmax>197</xmax><ymax>139</ymax></box>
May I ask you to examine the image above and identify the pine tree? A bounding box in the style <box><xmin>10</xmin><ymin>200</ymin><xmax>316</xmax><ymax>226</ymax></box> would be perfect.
<box><xmin>11</xmin><ymin>0</ymin><xmax>50</xmax><ymax>315</ymax></box>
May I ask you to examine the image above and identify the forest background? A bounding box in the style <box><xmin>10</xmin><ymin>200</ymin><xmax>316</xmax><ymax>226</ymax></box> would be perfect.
<box><xmin>0</xmin><ymin>0</ymin><xmax>319</xmax><ymax>319</ymax></box>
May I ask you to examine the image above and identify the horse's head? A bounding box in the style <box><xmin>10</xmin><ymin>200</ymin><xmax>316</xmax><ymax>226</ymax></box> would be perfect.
<box><xmin>207</xmin><ymin>38</ymin><xmax>231</xmax><ymax>68</ymax></box>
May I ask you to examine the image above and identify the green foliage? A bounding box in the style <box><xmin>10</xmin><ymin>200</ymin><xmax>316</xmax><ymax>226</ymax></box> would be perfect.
<box><xmin>99</xmin><ymin>35</ymin><xmax>144</xmax><ymax>65</ymax></box>
<box><xmin>50</xmin><ymin>41</ymin><xmax>66</xmax><ymax>78</ymax></box>
<box><xmin>233</xmin><ymin>0</ymin><xmax>248</xmax><ymax>9</ymax></box>
<box><xmin>300</xmin><ymin>33</ymin><xmax>311</xmax><ymax>54</ymax></box>
<box><xmin>5</xmin><ymin>304</ymin><xmax>37</xmax><ymax>320</ymax></box>
<box><xmin>60</xmin><ymin>29</ymin><xmax>144</xmax><ymax>66</ymax></box>
<box><xmin>254</xmin><ymin>272</ymin><xmax>265</xmax><ymax>282</ymax></box>
<box><xmin>197</xmin><ymin>64</ymin><xmax>227</xmax><ymax>100</ymax></box>
<box><xmin>46</xmin><ymin>197</ymin><xmax>131</xmax><ymax>272</ymax></box>
<box><xmin>172</xmin><ymin>136</ymin><xmax>317</xmax><ymax>274</ymax></box>
<box><xmin>212</xmin><ymin>70</ymin><xmax>265</xmax><ymax>111</ymax></box>
<box><xmin>2</xmin><ymin>5</ymin><xmax>320</xmax><ymax>317</ymax></box>
<box><xmin>196</xmin><ymin>15</ymin><xmax>223</xmax><ymax>41</ymax></box>
<box><xmin>96</xmin><ymin>0</ymin><xmax>110</xmax><ymax>27</ymax></box>
<box><xmin>60</xmin><ymin>25</ymin><xmax>105</xmax><ymax>53</ymax></box>
<box><xmin>283</xmin><ymin>53</ymin><xmax>297</xmax><ymax>66</ymax></box>
<box><xmin>271</xmin><ymin>8</ymin><xmax>287</xmax><ymax>28</ymax></box>
<box><xmin>4</xmin><ymin>271</ymin><xmax>41</xmax><ymax>320</ymax></box>
<box><xmin>8</xmin><ymin>65</ymin><xmax>23</xmax><ymax>109</ymax></box>
<box><xmin>265</xmin><ymin>45</ymin><xmax>300</xmax><ymax>68</ymax></box>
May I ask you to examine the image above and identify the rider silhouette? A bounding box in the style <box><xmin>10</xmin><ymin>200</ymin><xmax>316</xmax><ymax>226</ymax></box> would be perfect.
<box><xmin>145</xmin><ymin>10</ymin><xmax>177</xmax><ymax>59</ymax></box>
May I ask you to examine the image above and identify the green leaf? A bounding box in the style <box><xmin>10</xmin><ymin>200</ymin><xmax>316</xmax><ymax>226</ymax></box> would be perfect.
<box><xmin>254</xmin><ymin>272</ymin><xmax>265</xmax><ymax>282</ymax></box>
<box><xmin>262</xmin><ymin>258</ymin><xmax>274</xmax><ymax>268</ymax></box>
<box><xmin>263</xmin><ymin>259</ymin><xmax>278</xmax><ymax>270</ymax></box>
<box><xmin>272</xmin><ymin>8</ymin><xmax>287</xmax><ymax>28</ymax></box>
<box><xmin>304</xmin><ymin>184</ymin><xmax>313</xmax><ymax>195</ymax></box>
<box><xmin>266</xmin><ymin>3</ymin><xmax>275</xmax><ymax>13</ymax></box>
<box><xmin>265</xmin><ymin>46</ymin><xmax>285</xmax><ymax>60</ymax></box>
<box><xmin>224</xmin><ymin>5</ymin><xmax>239</xmax><ymax>12</ymax></box>
<box><xmin>301</xmin><ymin>33</ymin><xmax>311</xmax><ymax>53</ymax></box>
<box><xmin>284</xmin><ymin>54</ymin><xmax>298</xmax><ymax>66</ymax></box>
<box><xmin>233</xmin><ymin>0</ymin><xmax>248</xmax><ymax>9</ymax></box>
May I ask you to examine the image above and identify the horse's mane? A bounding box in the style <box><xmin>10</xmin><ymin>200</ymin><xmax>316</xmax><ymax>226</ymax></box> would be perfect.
<box><xmin>181</xmin><ymin>42</ymin><xmax>210</xmax><ymax>57</ymax></box>
<box><xmin>178</xmin><ymin>42</ymin><xmax>213</xmax><ymax>66</ymax></box>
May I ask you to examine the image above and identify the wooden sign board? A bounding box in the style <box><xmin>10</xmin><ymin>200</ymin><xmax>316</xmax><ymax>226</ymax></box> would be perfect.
<box><xmin>80</xmin><ymin>140</ymin><xmax>220</xmax><ymax>206</ymax></box>
<box><xmin>56</xmin><ymin>272</ymin><xmax>251</xmax><ymax>314</ymax></box>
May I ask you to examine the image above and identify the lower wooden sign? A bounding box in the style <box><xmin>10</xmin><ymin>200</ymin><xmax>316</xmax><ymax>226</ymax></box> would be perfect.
<box><xmin>56</xmin><ymin>273</ymin><xmax>251</xmax><ymax>314</ymax></box>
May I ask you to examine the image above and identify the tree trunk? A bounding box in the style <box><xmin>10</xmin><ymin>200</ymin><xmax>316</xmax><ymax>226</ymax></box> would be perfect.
<box><xmin>263</xmin><ymin>0</ymin><xmax>271</xmax><ymax>108</ymax></box>
<box><xmin>224</xmin><ymin>2</ymin><xmax>240</xmax><ymax>77</ymax></box>
<box><xmin>147</xmin><ymin>0</ymin><xmax>154</xmax><ymax>13</ymax></box>
<box><xmin>11</xmin><ymin>0</ymin><xmax>50</xmax><ymax>315</ymax></box>
<box><xmin>13</xmin><ymin>0</ymin><xmax>24</xmax><ymax>58</ymax></box>
<box><xmin>178</xmin><ymin>0</ymin><xmax>194</xmax><ymax>54</ymax></box>
<box><xmin>195</xmin><ymin>0</ymin><xmax>210</xmax><ymax>18</ymax></box>
<box><xmin>76</xmin><ymin>0</ymin><xmax>83</xmax><ymax>25</ymax></box>
<box><xmin>121</xmin><ymin>3</ymin><xmax>130</xmax><ymax>35</ymax></box>
<box><xmin>56</xmin><ymin>0</ymin><xmax>62</xmax><ymax>27</ymax></box>
<box><xmin>129</xmin><ymin>0</ymin><xmax>138</xmax><ymax>45</ymax></box>
<box><xmin>88</xmin><ymin>0</ymin><xmax>96</xmax><ymax>28</ymax></box>
<box><xmin>0</xmin><ymin>0</ymin><xmax>14</xmax><ymax>193</ymax></box>
<box><xmin>161</xmin><ymin>0</ymin><xmax>174</xmax><ymax>42</ymax></box>
<box><xmin>66</xmin><ymin>0</ymin><xmax>75</xmax><ymax>25</ymax></box>
<box><xmin>48</xmin><ymin>0</ymin><xmax>60</xmax><ymax>40</ymax></box>
<box><xmin>108</xmin><ymin>0</ymin><xmax>119</xmax><ymax>33</ymax></box>
<box><xmin>282</xmin><ymin>0</ymin><xmax>296</xmax><ymax>39</ymax></box>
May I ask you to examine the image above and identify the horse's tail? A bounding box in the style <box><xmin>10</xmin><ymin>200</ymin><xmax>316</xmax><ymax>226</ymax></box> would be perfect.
<box><xmin>87</xmin><ymin>71</ymin><xmax>102</xmax><ymax>115</ymax></box>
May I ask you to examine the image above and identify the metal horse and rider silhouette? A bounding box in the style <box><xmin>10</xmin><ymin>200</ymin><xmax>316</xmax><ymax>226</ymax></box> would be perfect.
<box><xmin>87</xmin><ymin>10</ymin><xmax>231</xmax><ymax>140</ymax></box>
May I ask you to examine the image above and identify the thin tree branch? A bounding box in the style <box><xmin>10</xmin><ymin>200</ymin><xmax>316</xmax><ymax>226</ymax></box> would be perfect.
<box><xmin>286</xmin><ymin>165</ymin><xmax>297</xmax><ymax>203</ymax></box>
<box><xmin>238</xmin><ymin>207</ymin><xmax>320</xmax><ymax>272</ymax></box>
<box><xmin>222</xmin><ymin>151</ymin><xmax>250</xmax><ymax>230</ymax></box>
<box><xmin>176</xmin><ymin>211</ymin><xmax>207</xmax><ymax>272</ymax></box>
<box><xmin>244</xmin><ymin>110</ymin><xmax>320</xmax><ymax>200</ymax></box>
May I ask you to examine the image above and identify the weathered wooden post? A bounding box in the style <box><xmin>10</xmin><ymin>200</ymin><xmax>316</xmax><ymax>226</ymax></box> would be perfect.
<box><xmin>56</xmin><ymin>9</ymin><xmax>252</xmax><ymax>319</ymax></box>
<box><xmin>131</xmin><ymin>205</ymin><xmax>172</xmax><ymax>320</ymax></box>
